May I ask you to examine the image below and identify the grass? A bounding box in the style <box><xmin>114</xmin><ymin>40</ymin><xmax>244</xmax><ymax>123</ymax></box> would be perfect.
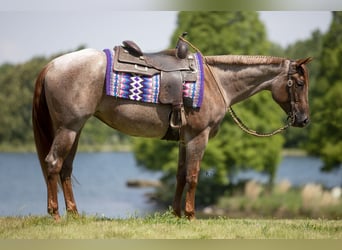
<box><xmin>209</xmin><ymin>181</ymin><xmax>342</xmax><ymax>220</ymax></box>
<box><xmin>1</xmin><ymin>210</ymin><xmax>342</xmax><ymax>239</ymax></box>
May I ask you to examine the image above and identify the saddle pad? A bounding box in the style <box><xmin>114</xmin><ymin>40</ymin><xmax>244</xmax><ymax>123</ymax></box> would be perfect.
<box><xmin>103</xmin><ymin>49</ymin><xmax>204</xmax><ymax>108</ymax></box>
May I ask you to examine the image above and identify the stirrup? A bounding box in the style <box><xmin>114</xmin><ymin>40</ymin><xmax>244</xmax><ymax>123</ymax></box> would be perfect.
<box><xmin>170</xmin><ymin>105</ymin><xmax>187</xmax><ymax>129</ymax></box>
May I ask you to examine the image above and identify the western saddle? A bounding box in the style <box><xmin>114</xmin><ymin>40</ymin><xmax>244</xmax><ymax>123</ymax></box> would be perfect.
<box><xmin>113</xmin><ymin>33</ymin><xmax>199</xmax><ymax>133</ymax></box>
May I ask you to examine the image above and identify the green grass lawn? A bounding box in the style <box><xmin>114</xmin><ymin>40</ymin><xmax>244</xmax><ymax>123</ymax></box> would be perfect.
<box><xmin>1</xmin><ymin>211</ymin><xmax>342</xmax><ymax>239</ymax></box>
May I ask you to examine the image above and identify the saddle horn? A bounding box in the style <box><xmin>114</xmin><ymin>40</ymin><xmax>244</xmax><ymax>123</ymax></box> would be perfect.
<box><xmin>176</xmin><ymin>32</ymin><xmax>189</xmax><ymax>59</ymax></box>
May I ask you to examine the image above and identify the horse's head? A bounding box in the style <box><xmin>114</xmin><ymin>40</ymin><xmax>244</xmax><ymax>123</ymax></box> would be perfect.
<box><xmin>272</xmin><ymin>57</ymin><xmax>312</xmax><ymax>127</ymax></box>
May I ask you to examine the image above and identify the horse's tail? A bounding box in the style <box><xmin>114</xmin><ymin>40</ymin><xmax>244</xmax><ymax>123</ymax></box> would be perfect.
<box><xmin>32</xmin><ymin>64</ymin><xmax>53</xmax><ymax>185</ymax></box>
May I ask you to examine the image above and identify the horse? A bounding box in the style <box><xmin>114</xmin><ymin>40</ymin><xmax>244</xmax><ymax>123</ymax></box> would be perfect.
<box><xmin>32</xmin><ymin>44</ymin><xmax>311</xmax><ymax>221</ymax></box>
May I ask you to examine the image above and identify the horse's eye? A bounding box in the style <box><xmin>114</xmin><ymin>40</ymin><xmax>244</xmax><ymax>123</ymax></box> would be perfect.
<box><xmin>296</xmin><ymin>80</ymin><xmax>304</xmax><ymax>87</ymax></box>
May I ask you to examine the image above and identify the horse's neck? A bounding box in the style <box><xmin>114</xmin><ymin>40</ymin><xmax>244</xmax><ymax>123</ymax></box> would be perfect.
<box><xmin>206</xmin><ymin>55</ymin><xmax>288</xmax><ymax>106</ymax></box>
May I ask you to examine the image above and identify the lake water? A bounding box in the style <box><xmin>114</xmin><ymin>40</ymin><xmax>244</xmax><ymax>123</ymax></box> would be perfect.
<box><xmin>0</xmin><ymin>152</ymin><xmax>341</xmax><ymax>218</ymax></box>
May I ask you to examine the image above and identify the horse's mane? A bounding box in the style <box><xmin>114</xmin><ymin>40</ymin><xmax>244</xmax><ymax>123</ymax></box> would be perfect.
<box><xmin>204</xmin><ymin>55</ymin><xmax>287</xmax><ymax>65</ymax></box>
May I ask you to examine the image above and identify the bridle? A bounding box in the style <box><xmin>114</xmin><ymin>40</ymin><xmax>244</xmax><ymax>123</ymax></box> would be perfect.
<box><xmin>226</xmin><ymin>69</ymin><xmax>297</xmax><ymax>137</ymax></box>
<box><xmin>286</xmin><ymin>69</ymin><xmax>298</xmax><ymax>127</ymax></box>
<box><xmin>179</xmin><ymin>35</ymin><xmax>298</xmax><ymax>137</ymax></box>
<box><xmin>207</xmin><ymin>57</ymin><xmax>299</xmax><ymax>137</ymax></box>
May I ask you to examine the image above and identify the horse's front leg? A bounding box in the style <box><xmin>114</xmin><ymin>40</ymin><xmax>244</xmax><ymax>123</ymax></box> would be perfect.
<box><xmin>184</xmin><ymin>130</ymin><xmax>209</xmax><ymax>220</ymax></box>
<box><xmin>172</xmin><ymin>142</ymin><xmax>187</xmax><ymax>217</ymax></box>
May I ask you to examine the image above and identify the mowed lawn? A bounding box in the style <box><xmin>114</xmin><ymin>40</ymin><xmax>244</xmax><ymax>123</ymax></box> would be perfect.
<box><xmin>0</xmin><ymin>211</ymin><xmax>342</xmax><ymax>239</ymax></box>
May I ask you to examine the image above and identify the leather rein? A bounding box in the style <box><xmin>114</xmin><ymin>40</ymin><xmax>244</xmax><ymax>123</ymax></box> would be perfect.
<box><xmin>226</xmin><ymin>74</ymin><xmax>296</xmax><ymax>137</ymax></box>
<box><xmin>179</xmin><ymin>36</ymin><xmax>296</xmax><ymax>137</ymax></box>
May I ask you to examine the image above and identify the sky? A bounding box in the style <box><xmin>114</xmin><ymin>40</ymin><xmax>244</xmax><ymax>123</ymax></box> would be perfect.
<box><xmin>0</xmin><ymin>11</ymin><xmax>332</xmax><ymax>65</ymax></box>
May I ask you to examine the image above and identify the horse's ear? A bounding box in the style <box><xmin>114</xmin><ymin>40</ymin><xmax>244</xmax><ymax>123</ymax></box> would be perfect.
<box><xmin>296</xmin><ymin>57</ymin><xmax>313</xmax><ymax>65</ymax></box>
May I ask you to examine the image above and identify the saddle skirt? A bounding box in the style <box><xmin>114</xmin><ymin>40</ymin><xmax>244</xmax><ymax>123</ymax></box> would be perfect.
<box><xmin>103</xmin><ymin>48</ymin><xmax>204</xmax><ymax>109</ymax></box>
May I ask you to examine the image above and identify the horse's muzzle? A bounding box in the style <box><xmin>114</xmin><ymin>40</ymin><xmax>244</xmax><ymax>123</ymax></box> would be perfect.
<box><xmin>292</xmin><ymin>113</ymin><xmax>310</xmax><ymax>127</ymax></box>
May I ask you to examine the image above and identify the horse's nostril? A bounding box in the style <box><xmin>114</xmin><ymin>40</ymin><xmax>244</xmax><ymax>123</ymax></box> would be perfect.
<box><xmin>303</xmin><ymin>117</ymin><xmax>310</xmax><ymax>126</ymax></box>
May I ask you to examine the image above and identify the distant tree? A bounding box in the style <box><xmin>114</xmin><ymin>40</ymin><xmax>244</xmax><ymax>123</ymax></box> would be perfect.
<box><xmin>306</xmin><ymin>12</ymin><xmax>342</xmax><ymax>170</ymax></box>
<box><xmin>0</xmin><ymin>57</ymin><xmax>47</xmax><ymax>147</ymax></box>
<box><xmin>170</xmin><ymin>11</ymin><xmax>270</xmax><ymax>55</ymax></box>
<box><xmin>133</xmin><ymin>11</ymin><xmax>286</xmax><ymax>206</ymax></box>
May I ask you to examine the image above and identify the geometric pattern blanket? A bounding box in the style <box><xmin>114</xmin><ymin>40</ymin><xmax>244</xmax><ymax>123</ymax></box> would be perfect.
<box><xmin>103</xmin><ymin>48</ymin><xmax>204</xmax><ymax>108</ymax></box>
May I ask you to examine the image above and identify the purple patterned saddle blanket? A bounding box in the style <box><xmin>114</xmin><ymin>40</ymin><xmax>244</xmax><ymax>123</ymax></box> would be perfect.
<box><xmin>103</xmin><ymin>49</ymin><xmax>204</xmax><ymax>108</ymax></box>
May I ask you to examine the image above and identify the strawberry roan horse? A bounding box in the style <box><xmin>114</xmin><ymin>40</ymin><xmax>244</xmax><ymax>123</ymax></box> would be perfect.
<box><xmin>32</xmin><ymin>41</ymin><xmax>311</xmax><ymax>221</ymax></box>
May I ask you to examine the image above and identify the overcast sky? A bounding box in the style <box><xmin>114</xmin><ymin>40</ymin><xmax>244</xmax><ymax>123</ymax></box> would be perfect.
<box><xmin>0</xmin><ymin>11</ymin><xmax>332</xmax><ymax>65</ymax></box>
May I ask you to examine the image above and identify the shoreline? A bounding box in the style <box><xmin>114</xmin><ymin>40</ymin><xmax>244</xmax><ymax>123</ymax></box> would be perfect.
<box><xmin>0</xmin><ymin>143</ymin><xmax>307</xmax><ymax>156</ymax></box>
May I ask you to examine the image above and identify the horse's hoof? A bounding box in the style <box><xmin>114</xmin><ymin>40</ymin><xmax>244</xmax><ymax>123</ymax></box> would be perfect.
<box><xmin>185</xmin><ymin>212</ymin><xmax>196</xmax><ymax>221</ymax></box>
<box><xmin>53</xmin><ymin>214</ymin><xmax>61</xmax><ymax>222</ymax></box>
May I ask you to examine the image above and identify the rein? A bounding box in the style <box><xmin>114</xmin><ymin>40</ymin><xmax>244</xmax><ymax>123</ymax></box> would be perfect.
<box><xmin>179</xmin><ymin>35</ymin><xmax>295</xmax><ymax>137</ymax></box>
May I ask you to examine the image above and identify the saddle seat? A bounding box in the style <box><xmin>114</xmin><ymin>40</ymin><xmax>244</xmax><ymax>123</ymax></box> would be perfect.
<box><xmin>123</xmin><ymin>32</ymin><xmax>189</xmax><ymax>60</ymax></box>
<box><xmin>112</xmin><ymin>33</ymin><xmax>198</xmax><ymax>131</ymax></box>
<box><xmin>114</xmin><ymin>37</ymin><xmax>195</xmax><ymax>74</ymax></box>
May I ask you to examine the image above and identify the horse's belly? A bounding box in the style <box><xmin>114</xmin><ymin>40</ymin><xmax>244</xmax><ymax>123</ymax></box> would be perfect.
<box><xmin>95</xmin><ymin>99</ymin><xmax>171</xmax><ymax>138</ymax></box>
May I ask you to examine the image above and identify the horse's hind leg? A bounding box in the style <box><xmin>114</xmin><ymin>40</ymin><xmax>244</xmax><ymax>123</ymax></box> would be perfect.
<box><xmin>45</xmin><ymin>127</ymin><xmax>78</xmax><ymax>220</ymax></box>
<box><xmin>59</xmin><ymin>132</ymin><xmax>81</xmax><ymax>216</ymax></box>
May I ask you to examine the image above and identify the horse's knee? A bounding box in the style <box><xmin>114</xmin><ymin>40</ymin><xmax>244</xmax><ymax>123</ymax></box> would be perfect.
<box><xmin>186</xmin><ymin>175</ymin><xmax>198</xmax><ymax>189</ymax></box>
